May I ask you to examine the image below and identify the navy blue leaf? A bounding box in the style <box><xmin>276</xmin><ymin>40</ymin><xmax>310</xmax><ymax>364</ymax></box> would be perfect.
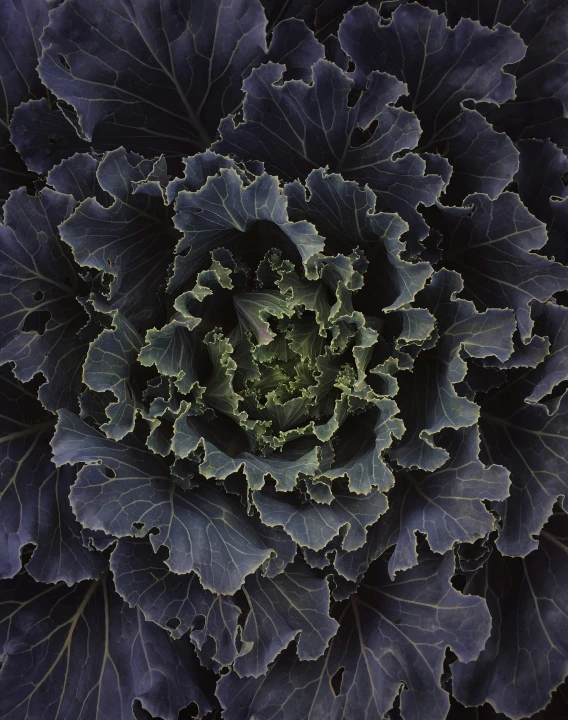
<box><xmin>481</xmin><ymin>334</ymin><xmax>568</xmax><ymax>556</ymax></box>
<box><xmin>0</xmin><ymin>570</ymin><xmax>211</xmax><ymax>719</ymax></box>
<box><xmin>515</xmin><ymin>138</ymin><xmax>568</xmax><ymax>265</ymax></box>
<box><xmin>261</xmin><ymin>0</ymin><xmax>376</xmax><ymax>39</ymax></box>
<box><xmin>412</xmin><ymin>0</ymin><xmax>568</xmax><ymax>146</ymax></box>
<box><xmin>47</xmin><ymin>152</ymin><xmax>109</xmax><ymax>204</ymax></box>
<box><xmin>0</xmin><ymin>0</ymin><xmax>49</xmax><ymax>205</ymax></box>
<box><xmin>60</xmin><ymin>148</ymin><xmax>178</xmax><ymax>328</ymax></box>
<box><xmin>284</xmin><ymin>168</ymin><xmax>432</xmax><ymax>310</ymax></box>
<box><xmin>339</xmin><ymin>3</ymin><xmax>525</xmax><ymax>202</ymax></box>
<box><xmin>453</xmin><ymin>513</ymin><xmax>568</xmax><ymax>719</ymax></box>
<box><xmin>0</xmin><ymin>186</ymin><xmax>90</xmax><ymax>412</ymax></box>
<box><xmin>437</xmin><ymin>193</ymin><xmax>568</xmax><ymax>341</ymax></box>
<box><xmin>82</xmin><ymin>527</ymin><xmax>117</xmax><ymax>552</ymax></box>
<box><xmin>525</xmin><ymin>302</ymin><xmax>568</xmax><ymax>412</ymax></box>
<box><xmin>218</xmin><ymin>550</ymin><xmax>490</xmax><ymax>720</ymax></box>
<box><xmin>53</xmin><ymin>410</ymin><xmax>275</xmax><ymax>593</ymax></box>
<box><xmin>214</xmin><ymin>59</ymin><xmax>446</xmax><ymax>251</ymax></box>
<box><xmin>0</xmin><ymin>367</ymin><xmax>105</xmax><ymax>583</ymax></box>
<box><xmin>83</xmin><ymin>310</ymin><xmax>143</xmax><ymax>440</ymax></box>
<box><xmin>24</xmin><ymin>462</ymin><xmax>107</xmax><ymax>585</ymax></box>
<box><xmin>371</xmin><ymin>426</ymin><xmax>509</xmax><ymax>578</ymax></box>
<box><xmin>111</xmin><ymin>537</ymin><xmax>239</xmax><ymax>666</ymax></box>
<box><xmin>235</xmin><ymin>557</ymin><xmax>338</xmax><ymax>677</ymax></box>
<box><xmin>267</xmin><ymin>19</ymin><xmax>324</xmax><ymax>82</ymax></box>
<box><xmin>488</xmin><ymin>0</ymin><xmax>568</xmax><ymax>146</ymax></box>
<box><xmin>253</xmin><ymin>485</ymin><xmax>388</xmax><ymax>551</ymax></box>
<box><xmin>169</xmin><ymin>161</ymin><xmax>324</xmax><ymax>292</ymax></box>
<box><xmin>391</xmin><ymin>270</ymin><xmax>516</xmax><ymax>471</ymax></box>
<box><xmin>39</xmin><ymin>0</ymin><xmax>268</xmax><ymax>158</ymax></box>
<box><xmin>10</xmin><ymin>98</ymin><xmax>91</xmax><ymax>176</ymax></box>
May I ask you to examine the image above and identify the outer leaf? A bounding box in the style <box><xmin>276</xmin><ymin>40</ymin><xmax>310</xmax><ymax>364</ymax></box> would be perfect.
<box><xmin>0</xmin><ymin>187</ymin><xmax>89</xmax><ymax>411</ymax></box>
<box><xmin>377</xmin><ymin>427</ymin><xmax>509</xmax><ymax>578</ymax></box>
<box><xmin>10</xmin><ymin>98</ymin><xmax>91</xmax><ymax>176</ymax></box>
<box><xmin>25</xmin><ymin>463</ymin><xmax>107</xmax><ymax>586</ymax></box>
<box><xmin>47</xmin><ymin>152</ymin><xmax>109</xmax><ymax>204</ymax></box>
<box><xmin>253</xmin><ymin>486</ymin><xmax>388</xmax><ymax>551</ymax></box>
<box><xmin>488</xmin><ymin>0</ymin><xmax>568</xmax><ymax>146</ymax></box>
<box><xmin>409</xmin><ymin>0</ymin><xmax>568</xmax><ymax>146</ymax></box>
<box><xmin>0</xmin><ymin>365</ymin><xmax>53</xmax><ymax>578</ymax></box>
<box><xmin>235</xmin><ymin>557</ymin><xmax>338</xmax><ymax>677</ymax></box>
<box><xmin>0</xmin><ymin>570</ymin><xmax>211</xmax><ymax>720</ymax></box>
<box><xmin>261</xmin><ymin>0</ymin><xmax>374</xmax><ymax>39</ymax></box>
<box><xmin>453</xmin><ymin>513</ymin><xmax>568</xmax><ymax>719</ymax></box>
<box><xmin>170</xmin><ymin>165</ymin><xmax>325</xmax><ymax>291</ymax></box>
<box><xmin>515</xmin><ymin>139</ymin><xmax>568</xmax><ymax>227</ymax></box>
<box><xmin>52</xmin><ymin>410</ymin><xmax>274</xmax><ymax>593</ymax></box>
<box><xmin>83</xmin><ymin>311</ymin><xmax>143</xmax><ymax>440</ymax></box>
<box><xmin>0</xmin><ymin>367</ymin><xmax>100</xmax><ymax>584</ymax></box>
<box><xmin>437</xmin><ymin>193</ymin><xmax>568</xmax><ymax>341</ymax></box>
<box><xmin>525</xmin><ymin>302</ymin><xmax>568</xmax><ymax>412</ymax></box>
<box><xmin>60</xmin><ymin>148</ymin><xmax>178</xmax><ymax>328</ymax></box>
<box><xmin>339</xmin><ymin>3</ymin><xmax>525</xmax><ymax>201</ymax></box>
<box><xmin>39</xmin><ymin>0</ymin><xmax>268</xmax><ymax>157</ymax></box>
<box><xmin>111</xmin><ymin>537</ymin><xmax>239</xmax><ymax>666</ymax></box>
<box><xmin>218</xmin><ymin>550</ymin><xmax>490</xmax><ymax>720</ymax></box>
<box><xmin>266</xmin><ymin>19</ymin><xmax>325</xmax><ymax>82</ymax></box>
<box><xmin>480</xmin><ymin>383</ymin><xmax>568</xmax><ymax>556</ymax></box>
<box><xmin>214</xmin><ymin>60</ymin><xmax>446</xmax><ymax>250</ymax></box>
<box><xmin>515</xmin><ymin>138</ymin><xmax>568</xmax><ymax>265</ymax></box>
<box><xmin>0</xmin><ymin>0</ymin><xmax>49</xmax><ymax>205</ymax></box>
<box><xmin>391</xmin><ymin>270</ymin><xmax>516</xmax><ymax>471</ymax></box>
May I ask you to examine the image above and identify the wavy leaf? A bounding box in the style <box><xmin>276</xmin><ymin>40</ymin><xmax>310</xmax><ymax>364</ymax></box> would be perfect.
<box><xmin>53</xmin><ymin>410</ymin><xmax>274</xmax><ymax>593</ymax></box>
<box><xmin>0</xmin><ymin>569</ymin><xmax>211</xmax><ymax>719</ymax></box>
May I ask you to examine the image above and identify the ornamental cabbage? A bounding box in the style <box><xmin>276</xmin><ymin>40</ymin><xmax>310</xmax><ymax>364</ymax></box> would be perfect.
<box><xmin>1</xmin><ymin>1</ymin><xmax>568</xmax><ymax>719</ymax></box>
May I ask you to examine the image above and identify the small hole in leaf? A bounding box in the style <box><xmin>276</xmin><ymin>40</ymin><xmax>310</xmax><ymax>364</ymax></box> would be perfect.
<box><xmin>347</xmin><ymin>88</ymin><xmax>362</xmax><ymax>108</ymax></box>
<box><xmin>22</xmin><ymin>310</ymin><xmax>50</xmax><ymax>335</ymax></box>
<box><xmin>452</xmin><ymin>573</ymin><xmax>466</xmax><ymax>592</ymax></box>
<box><xmin>20</xmin><ymin>543</ymin><xmax>35</xmax><ymax>567</ymax></box>
<box><xmin>166</xmin><ymin>617</ymin><xmax>180</xmax><ymax>630</ymax></box>
<box><xmin>34</xmin><ymin>290</ymin><xmax>44</xmax><ymax>302</ymax></box>
<box><xmin>107</xmin><ymin>258</ymin><xmax>113</xmax><ymax>266</ymax></box>
<box><xmin>58</xmin><ymin>54</ymin><xmax>71</xmax><ymax>70</ymax></box>
<box><xmin>193</xmin><ymin>615</ymin><xmax>205</xmax><ymax>632</ymax></box>
<box><xmin>331</xmin><ymin>667</ymin><xmax>344</xmax><ymax>696</ymax></box>
<box><xmin>104</xmin><ymin>467</ymin><xmax>115</xmax><ymax>479</ymax></box>
<box><xmin>132</xmin><ymin>521</ymin><xmax>144</xmax><ymax>531</ymax></box>
<box><xmin>351</xmin><ymin>119</ymin><xmax>378</xmax><ymax>147</ymax></box>
<box><xmin>156</xmin><ymin>544</ymin><xmax>170</xmax><ymax>561</ymax></box>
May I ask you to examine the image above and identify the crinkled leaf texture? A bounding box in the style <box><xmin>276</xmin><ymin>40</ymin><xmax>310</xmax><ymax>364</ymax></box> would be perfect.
<box><xmin>2</xmin><ymin>0</ymin><xmax>568</xmax><ymax>719</ymax></box>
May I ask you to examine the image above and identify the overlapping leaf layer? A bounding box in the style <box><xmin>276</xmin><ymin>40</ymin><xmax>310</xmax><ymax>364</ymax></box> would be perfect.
<box><xmin>1</xmin><ymin>1</ymin><xmax>568</xmax><ymax>718</ymax></box>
